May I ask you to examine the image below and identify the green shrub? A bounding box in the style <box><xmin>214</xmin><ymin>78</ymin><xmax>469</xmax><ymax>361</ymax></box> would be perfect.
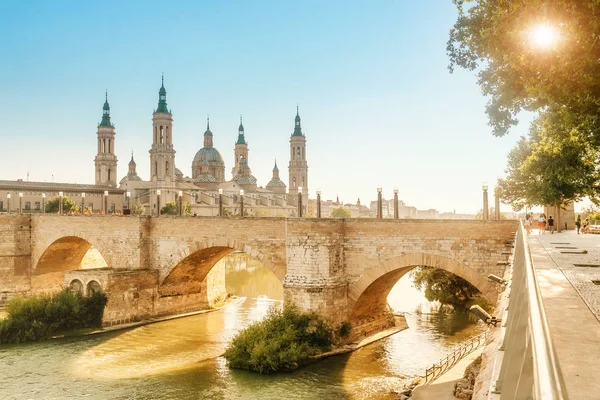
<box><xmin>224</xmin><ymin>304</ymin><xmax>335</xmax><ymax>374</ymax></box>
<box><xmin>337</xmin><ymin>321</ymin><xmax>352</xmax><ymax>338</ymax></box>
<box><xmin>0</xmin><ymin>289</ymin><xmax>107</xmax><ymax>344</ymax></box>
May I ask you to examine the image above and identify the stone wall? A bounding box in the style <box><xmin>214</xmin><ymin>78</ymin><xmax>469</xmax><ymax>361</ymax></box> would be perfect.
<box><xmin>0</xmin><ymin>215</ymin><xmax>31</xmax><ymax>304</ymax></box>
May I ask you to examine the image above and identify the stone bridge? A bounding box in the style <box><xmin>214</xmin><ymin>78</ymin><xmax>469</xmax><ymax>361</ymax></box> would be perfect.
<box><xmin>0</xmin><ymin>215</ymin><xmax>517</xmax><ymax>336</ymax></box>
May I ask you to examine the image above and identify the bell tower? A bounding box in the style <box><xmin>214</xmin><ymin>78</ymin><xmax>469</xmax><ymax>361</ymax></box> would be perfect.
<box><xmin>288</xmin><ymin>106</ymin><xmax>308</xmax><ymax>214</ymax></box>
<box><xmin>232</xmin><ymin>115</ymin><xmax>249</xmax><ymax>178</ymax></box>
<box><xmin>94</xmin><ymin>91</ymin><xmax>118</xmax><ymax>187</ymax></box>
<box><xmin>149</xmin><ymin>75</ymin><xmax>176</xmax><ymax>213</ymax></box>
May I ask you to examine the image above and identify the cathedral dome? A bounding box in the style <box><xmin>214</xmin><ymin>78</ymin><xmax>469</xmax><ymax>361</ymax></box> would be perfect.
<box><xmin>193</xmin><ymin>147</ymin><xmax>224</xmax><ymax>164</ymax></box>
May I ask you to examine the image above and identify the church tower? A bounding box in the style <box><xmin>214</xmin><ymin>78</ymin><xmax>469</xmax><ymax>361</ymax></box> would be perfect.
<box><xmin>288</xmin><ymin>106</ymin><xmax>308</xmax><ymax>214</ymax></box>
<box><xmin>149</xmin><ymin>76</ymin><xmax>176</xmax><ymax>213</ymax></box>
<box><xmin>232</xmin><ymin>115</ymin><xmax>249</xmax><ymax>178</ymax></box>
<box><xmin>94</xmin><ymin>91</ymin><xmax>118</xmax><ymax>187</ymax></box>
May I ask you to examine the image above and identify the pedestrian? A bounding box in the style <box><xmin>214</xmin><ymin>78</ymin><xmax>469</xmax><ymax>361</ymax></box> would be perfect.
<box><xmin>538</xmin><ymin>214</ymin><xmax>546</xmax><ymax>234</ymax></box>
<box><xmin>548</xmin><ymin>215</ymin><xmax>554</xmax><ymax>234</ymax></box>
<box><xmin>583</xmin><ymin>218</ymin><xmax>590</xmax><ymax>234</ymax></box>
<box><xmin>576</xmin><ymin>216</ymin><xmax>582</xmax><ymax>234</ymax></box>
<box><xmin>524</xmin><ymin>213</ymin><xmax>531</xmax><ymax>234</ymax></box>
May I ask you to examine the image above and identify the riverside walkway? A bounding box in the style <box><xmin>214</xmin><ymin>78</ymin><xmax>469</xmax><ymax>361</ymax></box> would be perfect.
<box><xmin>530</xmin><ymin>231</ymin><xmax>600</xmax><ymax>399</ymax></box>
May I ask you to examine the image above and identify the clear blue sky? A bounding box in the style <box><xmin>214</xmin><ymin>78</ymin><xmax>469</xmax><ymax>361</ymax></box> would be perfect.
<box><xmin>1</xmin><ymin>0</ymin><xmax>533</xmax><ymax>214</ymax></box>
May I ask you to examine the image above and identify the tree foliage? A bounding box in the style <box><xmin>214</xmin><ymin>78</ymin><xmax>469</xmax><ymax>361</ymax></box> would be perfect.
<box><xmin>0</xmin><ymin>289</ymin><xmax>107</xmax><ymax>344</ymax></box>
<box><xmin>497</xmin><ymin>109</ymin><xmax>600</xmax><ymax>210</ymax></box>
<box><xmin>330</xmin><ymin>206</ymin><xmax>351</xmax><ymax>218</ymax></box>
<box><xmin>224</xmin><ymin>304</ymin><xmax>338</xmax><ymax>374</ymax></box>
<box><xmin>45</xmin><ymin>196</ymin><xmax>79</xmax><ymax>213</ymax></box>
<box><xmin>448</xmin><ymin>0</ymin><xmax>600</xmax><ymax>139</ymax></box>
<box><xmin>411</xmin><ymin>267</ymin><xmax>481</xmax><ymax>308</ymax></box>
<box><xmin>160</xmin><ymin>201</ymin><xmax>191</xmax><ymax>216</ymax></box>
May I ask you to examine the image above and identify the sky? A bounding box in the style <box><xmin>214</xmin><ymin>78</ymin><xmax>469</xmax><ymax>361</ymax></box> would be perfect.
<box><xmin>1</xmin><ymin>0</ymin><xmax>539</xmax><ymax>214</ymax></box>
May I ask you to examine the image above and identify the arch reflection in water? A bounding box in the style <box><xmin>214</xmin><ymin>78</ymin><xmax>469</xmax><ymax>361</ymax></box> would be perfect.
<box><xmin>71</xmin><ymin>252</ymin><xmax>282</xmax><ymax>380</ymax></box>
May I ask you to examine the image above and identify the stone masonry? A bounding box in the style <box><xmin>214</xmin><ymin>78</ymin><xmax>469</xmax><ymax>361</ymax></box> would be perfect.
<box><xmin>0</xmin><ymin>215</ymin><xmax>517</xmax><ymax>334</ymax></box>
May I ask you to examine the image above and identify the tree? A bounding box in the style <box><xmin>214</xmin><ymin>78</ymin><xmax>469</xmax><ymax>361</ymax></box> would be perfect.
<box><xmin>131</xmin><ymin>202</ymin><xmax>145</xmax><ymax>215</ymax></box>
<box><xmin>448</xmin><ymin>0</ymin><xmax>600</xmax><ymax>139</ymax></box>
<box><xmin>45</xmin><ymin>196</ymin><xmax>78</xmax><ymax>213</ymax></box>
<box><xmin>330</xmin><ymin>206</ymin><xmax>351</xmax><ymax>218</ymax></box>
<box><xmin>497</xmin><ymin>110</ymin><xmax>600</xmax><ymax>213</ymax></box>
<box><xmin>160</xmin><ymin>201</ymin><xmax>191</xmax><ymax>216</ymax></box>
<box><xmin>475</xmin><ymin>207</ymin><xmax>507</xmax><ymax>220</ymax></box>
<box><xmin>411</xmin><ymin>266</ymin><xmax>481</xmax><ymax>309</ymax></box>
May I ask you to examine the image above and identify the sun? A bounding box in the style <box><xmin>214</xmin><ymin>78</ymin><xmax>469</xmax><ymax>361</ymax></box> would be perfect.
<box><xmin>528</xmin><ymin>24</ymin><xmax>560</xmax><ymax>49</ymax></box>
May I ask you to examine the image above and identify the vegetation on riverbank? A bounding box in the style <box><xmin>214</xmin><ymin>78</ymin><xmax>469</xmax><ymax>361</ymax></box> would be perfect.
<box><xmin>411</xmin><ymin>267</ymin><xmax>492</xmax><ymax>312</ymax></box>
<box><xmin>0</xmin><ymin>289</ymin><xmax>107</xmax><ymax>344</ymax></box>
<box><xmin>224</xmin><ymin>304</ymin><xmax>351</xmax><ymax>374</ymax></box>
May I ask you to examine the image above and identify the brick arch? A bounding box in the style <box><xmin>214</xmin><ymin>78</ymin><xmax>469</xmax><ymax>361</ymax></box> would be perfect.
<box><xmin>158</xmin><ymin>240</ymin><xmax>285</xmax><ymax>297</ymax></box>
<box><xmin>31</xmin><ymin>235</ymin><xmax>109</xmax><ymax>293</ymax></box>
<box><xmin>347</xmin><ymin>253</ymin><xmax>497</xmax><ymax>324</ymax></box>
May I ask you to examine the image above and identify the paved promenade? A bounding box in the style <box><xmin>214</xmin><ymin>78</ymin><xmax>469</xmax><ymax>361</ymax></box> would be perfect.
<box><xmin>530</xmin><ymin>231</ymin><xmax>600</xmax><ymax>399</ymax></box>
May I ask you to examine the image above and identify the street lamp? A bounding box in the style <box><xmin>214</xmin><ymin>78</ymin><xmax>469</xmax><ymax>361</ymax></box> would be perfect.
<box><xmin>316</xmin><ymin>189</ymin><xmax>322</xmax><ymax>219</ymax></box>
<box><xmin>156</xmin><ymin>190</ymin><xmax>161</xmax><ymax>216</ymax></box>
<box><xmin>218</xmin><ymin>188</ymin><xmax>223</xmax><ymax>217</ymax></box>
<box><xmin>104</xmin><ymin>190</ymin><xmax>109</xmax><ymax>215</ymax></box>
<box><xmin>19</xmin><ymin>193</ymin><xmax>23</xmax><ymax>215</ymax></box>
<box><xmin>6</xmin><ymin>193</ymin><xmax>10</xmax><ymax>214</ymax></box>
<box><xmin>482</xmin><ymin>182</ymin><xmax>489</xmax><ymax>220</ymax></box>
<box><xmin>393</xmin><ymin>187</ymin><xmax>399</xmax><ymax>219</ymax></box>
<box><xmin>178</xmin><ymin>191</ymin><xmax>183</xmax><ymax>216</ymax></box>
<box><xmin>494</xmin><ymin>187</ymin><xmax>500</xmax><ymax>220</ymax></box>
<box><xmin>377</xmin><ymin>187</ymin><xmax>383</xmax><ymax>219</ymax></box>
<box><xmin>59</xmin><ymin>191</ymin><xmax>64</xmax><ymax>215</ymax></box>
<box><xmin>298</xmin><ymin>186</ymin><xmax>303</xmax><ymax>217</ymax></box>
<box><xmin>41</xmin><ymin>193</ymin><xmax>45</xmax><ymax>214</ymax></box>
<box><xmin>240</xmin><ymin>189</ymin><xmax>244</xmax><ymax>217</ymax></box>
<box><xmin>81</xmin><ymin>192</ymin><xmax>85</xmax><ymax>214</ymax></box>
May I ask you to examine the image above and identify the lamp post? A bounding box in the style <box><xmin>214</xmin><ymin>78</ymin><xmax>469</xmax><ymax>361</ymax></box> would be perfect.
<box><xmin>316</xmin><ymin>189</ymin><xmax>321</xmax><ymax>219</ymax></box>
<box><xmin>377</xmin><ymin>187</ymin><xmax>383</xmax><ymax>219</ymax></box>
<box><xmin>41</xmin><ymin>193</ymin><xmax>45</xmax><ymax>214</ymax></box>
<box><xmin>59</xmin><ymin>191</ymin><xmax>63</xmax><ymax>215</ymax></box>
<box><xmin>240</xmin><ymin>189</ymin><xmax>244</xmax><ymax>217</ymax></box>
<box><xmin>482</xmin><ymin>182</ymin><xmax>489</xmax><ymax>220</ymax></box>
<box><xmin>156</xmin><ymin>190</ymin><xmax>161</xmax><ymax>216</ymax></box>
<box><xmin>19</xmin><ymin>193</ymin><xmax>23</xmax><ymax>215</ymax></box>
<box><xmin>393</xmin><ymin>188</ymin><xmax>399</xmax><ymax>219</ymax></box>
<box><xmin>6</xmin><ymin>193</ymin><xmax>10</xmax><ymax>214</ymax></box>
<box><xmin>81</xmin><ymin>192</ymin><xmax>85</xmax><ymax>214</ymax></box>
<box><xmin>218</xmin><ymin>188</ymin><xmax>223</xmax><ymax>217</ymax></box>
<box><xmin>126</xmin><ymin>191</ymin><xmax>130</xmax><ymax>212</ymax></box>
<box><xmin>494</xmin><ymin>187</ymin><xmax>500</xmax><ymax>220</ymax></box>
<box><xmin>103</xmin><ymin>191</ymin><xmax>109</xmax><ymax>215</ymax></box>
<box><xmin>178</xmin><ymin>191</ymin><xmax>183</xmax><ymax>216</ymax></box>
<box><xmin>298</xmin><ymin>186</ymin><xmax>303</xmax><ymax>217</ymax></box>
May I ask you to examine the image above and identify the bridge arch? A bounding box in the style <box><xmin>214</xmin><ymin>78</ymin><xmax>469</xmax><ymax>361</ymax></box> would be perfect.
<box><xmin>347</xmin><ymin>252</ymin><xmax>497</xmax><ymax>326</ymax></box>
<box><xmin>32</xmin><ymin>236</ymin><xmax>109</xmax><ymax>293</ymax></box>
<box><xmin>159</xmin><ymin>239</ymin><xmax>285</xmax><ymax>297</ymax></box>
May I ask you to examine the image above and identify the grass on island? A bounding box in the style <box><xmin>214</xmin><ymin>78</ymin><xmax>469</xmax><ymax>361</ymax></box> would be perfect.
<box><xmin>0</xmin><ymin>289</ymin><xmax>107</xmax><ymax>345</ymax></box>
<box><xmin>223</xmin><ymin>304</ymin><xmax>352</xmax><ymax>374</ymax></box>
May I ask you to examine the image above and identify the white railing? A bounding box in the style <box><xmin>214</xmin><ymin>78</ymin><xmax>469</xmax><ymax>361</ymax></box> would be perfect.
<box><xmin>424</xmin><ymin>331</ymin><xmax>488</xmax><ymax>384</ymax></box>
<box><xmin>490</xmin><ymin>222</ymin><xmax>568</xmax><ymax>399</ymax></box>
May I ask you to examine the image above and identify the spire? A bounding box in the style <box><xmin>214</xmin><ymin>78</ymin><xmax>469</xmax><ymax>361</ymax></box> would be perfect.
<box><xmin>236</xmin><ymin>115</ymin><xmax>247</xmax><ymax>145</ymax></box>
<box><xmin>156</xmin><ymin>74</ymin><xmax>169</xmax><ymax>114</ymax></box>
<box><xmin>129</xmin><ymin>151</ymin><xmax>136</xmax><ymax>165</ymax></box>
<box><xmin>99</xmin><ymin>90</ymin><xmax>112</xmax><ymax>127</ymax></box>
<box><xmin>273</xmin><ymin>159</ymin><xmax>279</xmax><ymax>172</ymax></box>
<box><xmin>292</xmin><ymin>105</ymin><xmax>303</xmax><ymax>136</ymax></box>
<box><xmin>204</xmin><ymin>116</ymin><xmax>213</xmax><ymax>147</ymax></box>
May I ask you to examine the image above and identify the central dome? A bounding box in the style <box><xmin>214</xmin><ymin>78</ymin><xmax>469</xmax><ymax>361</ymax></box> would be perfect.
<box><xmin>193</xmin><ymin>147</ymin><xmax>224</xmax><ymax>163</ymax></box>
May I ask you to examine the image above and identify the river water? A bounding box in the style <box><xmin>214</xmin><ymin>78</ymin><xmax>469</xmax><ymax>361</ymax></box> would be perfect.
<box><xmin>0</xmin><ymin>255</ymin><xmax>484</xmax><ymax>400</ymax></box>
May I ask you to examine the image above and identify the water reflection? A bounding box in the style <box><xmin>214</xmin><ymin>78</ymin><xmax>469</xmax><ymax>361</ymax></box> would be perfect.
<box><xmin>0</xmin><ymin>254</ymin><xmax>485</xmax><ymax>400</ymax></box>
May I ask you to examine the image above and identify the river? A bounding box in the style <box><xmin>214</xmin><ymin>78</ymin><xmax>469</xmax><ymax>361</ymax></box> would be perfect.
<box><xmin>0</xmin><ymin>255</ymin><xmax>484</xmax><ymax>400</ymax></box>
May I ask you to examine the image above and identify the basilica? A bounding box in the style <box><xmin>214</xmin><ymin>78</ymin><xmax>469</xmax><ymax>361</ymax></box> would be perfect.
<box><xmin>110</xmin><ymin>77</ymin><xmax>309</xmax><ymax>216</ymax></box>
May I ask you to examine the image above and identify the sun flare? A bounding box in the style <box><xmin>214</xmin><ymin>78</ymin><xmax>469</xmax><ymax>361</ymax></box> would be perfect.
<box><xmin>528</xmin><ymin>24</ymin><xmax>560</xmax><ymax>49</ymax></box>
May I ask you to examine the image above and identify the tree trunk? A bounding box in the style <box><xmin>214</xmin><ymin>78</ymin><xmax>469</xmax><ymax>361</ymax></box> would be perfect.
<box><xmin>557</xmin><ymin>203</ymin><xmax>561</xmax><ymax>233</ymax></box>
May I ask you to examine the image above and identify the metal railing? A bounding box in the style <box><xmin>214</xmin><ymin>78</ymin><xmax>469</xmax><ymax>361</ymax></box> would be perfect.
<box><xmin>490</xmin><ymin>222</ymin><xmax>568</xmax><ymax>399</ymax></box>
<box><xmin>424</xmin><ymin>332</ymin><xmax>488</xmax><ymax>384</ymax></box>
